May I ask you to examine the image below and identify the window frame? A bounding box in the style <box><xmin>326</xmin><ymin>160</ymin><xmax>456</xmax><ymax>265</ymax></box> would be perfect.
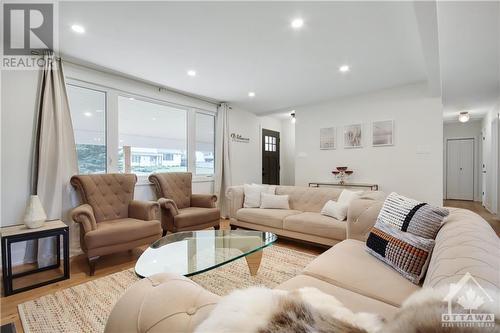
<box><xmin>66</xmin><ymin>79</ymin><xmax>216</xmax><ymax>184</ymax></box>
<box><xmin>194</xmin><ymin>110</ymin><xmax>216</xmax><ymax>177</ymax></box>
<box><xmin>67</xmin><ymin>82</ymin><xmax>109</xmax><ymax>174</ymax></box>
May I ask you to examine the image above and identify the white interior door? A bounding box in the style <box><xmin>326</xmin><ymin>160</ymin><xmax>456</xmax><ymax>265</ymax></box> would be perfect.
<box><xmin>447</xmin><ymin>139</ymin><xmax>474</xmax><ymax>200</ymax></box>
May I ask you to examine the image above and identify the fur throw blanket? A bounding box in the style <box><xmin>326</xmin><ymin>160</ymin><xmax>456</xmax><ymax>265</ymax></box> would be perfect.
<box><xmin>195</xmin><ymin>286</ymin><xmax>499</xmax><ymax>333</ymax></box>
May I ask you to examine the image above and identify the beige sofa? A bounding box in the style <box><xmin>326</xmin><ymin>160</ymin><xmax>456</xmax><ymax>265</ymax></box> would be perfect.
<box><xmin>105</xmin><ymin>207</ymin><xmax>500</xmax><ymax>332</ymax></box>
<box><xmin>226</xmin><ymin>185</ymin><xmax>385</xmax><ymax>246</ymax></box>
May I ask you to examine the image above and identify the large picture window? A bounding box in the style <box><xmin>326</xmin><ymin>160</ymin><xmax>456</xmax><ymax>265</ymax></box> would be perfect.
<box><xmin>195</xmin><ymin>112</ymin><xmax>215</xmax><ymax>175</ymax></box>
<box><xmin>67</xmin><ymin>85</ymin><xmax>107</xmax><ymax>174</ymax></box>
<box><xmin>118</xmin><ymin>96</ymin><xmax>188</xmax><ymax>176</ymax></box>
<box><xmin>67</xmin><ymin>80</ymin><xmax>216</xmax><ymax>181</ymax></box>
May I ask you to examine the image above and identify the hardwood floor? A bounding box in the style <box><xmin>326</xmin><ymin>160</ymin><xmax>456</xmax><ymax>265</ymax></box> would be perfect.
<box><xmin>444</xmin><ymin>199</ymin><xmax>500</xmax><ymax>235</ymax></box>
<box><xmin>0</xmin><ymin>219</ymin><xmax>326</xmax><ymax>332</ymax></box>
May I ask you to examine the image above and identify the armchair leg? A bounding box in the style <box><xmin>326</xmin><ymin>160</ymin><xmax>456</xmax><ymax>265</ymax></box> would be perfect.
<box><xmin>162</xmin><ymin>230</ymin><xmax>167</xmax><ymax>237</ymax></box>
<box><xmin>214</xmin><ymin>224</ymin><xmax>220</xmax><ymax>230</ymax></box>
<box><xmin>230</xmin><ymin>225</ymin><xmax>238</xmax><ymax>230</ymax></box>
<box><xmin>88</xmin><ymin>256</ymin><xmax>100</xmax><ymax>276</ymax></box>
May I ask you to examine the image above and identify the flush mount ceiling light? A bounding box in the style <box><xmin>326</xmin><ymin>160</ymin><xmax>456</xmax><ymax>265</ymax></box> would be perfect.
<box><xmin>71</xmin><ymin>24</ymin><xmax>85</xmax><ymax>34</ymax></box>
<box><xmin>84</xmin><ymin>112</ymin><xmax>92</xmax><ymax>117</ymax></box>
<box><xmin>291</xmin><ymin>18</ymin><xmax>304</xmax><ymax>29</ymax></box>
<box><xmin>248</xmin><ymin>92</ymin><xmax>256</xmax><ymax>97</ymax></box>
<box><xmin>291</xmin><ymin>111</ymin><xmax>296</xmax><ymax>124</ymax></box>
<box><xmin>339</xmin><ymin>65</ymin><xmax>350</xmax><ymax>73</ymax></box>
<box><xmin>458</xmin><ymin>111</ymin><xmax>470</xmax><ymax>123</ymax></box>
<box><xmin>187</xmin><ymin>70</ymin><xmax>196</xmax><ymax>77</ymax></box>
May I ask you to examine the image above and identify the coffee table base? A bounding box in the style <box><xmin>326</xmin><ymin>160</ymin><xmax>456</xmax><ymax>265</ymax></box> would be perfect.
<box><xmin>245</xmin><ymin>250</ymin><xmax>263</xmax><ymax>276</ymax></box>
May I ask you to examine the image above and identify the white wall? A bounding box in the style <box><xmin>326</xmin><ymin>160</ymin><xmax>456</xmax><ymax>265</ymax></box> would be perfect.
<box><xmin>481</xmin><ymin>106</ymin><xmax>499</xmax><ymax>214</ymax></box>
<box><xmin>443</xmin><ymin>120</ymin><xmax>483</xmax><ymax>201</ymax></box>
<box><xmin>281</xmin><ymin>119</ymin><xmax>296</xmax><ymax>185</ymax></box>
<box><xmin>226</xmin><ymin>107</ymin><xmax>284</xmax><ymax>186</ymax></box>
<box><xmin>1</xmin><ymin>69</ymin><xmax>41</xmax><ymax>227</ymax></box>
<box><xmin>295</xmin><ymin>83</ymin><xmax>443</xmax><ymax>205</ymax></box>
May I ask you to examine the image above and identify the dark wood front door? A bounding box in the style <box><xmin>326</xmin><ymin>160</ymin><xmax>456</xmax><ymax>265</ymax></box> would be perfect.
<box><xmin>262</xmin><ymin>129</ymin><xmax>280</xmax><ymax>185</ymax></box>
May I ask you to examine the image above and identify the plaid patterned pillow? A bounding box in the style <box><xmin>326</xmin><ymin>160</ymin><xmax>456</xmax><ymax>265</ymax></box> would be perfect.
<box><xmin>365</xmin><ymin>192</ymin><xmax>449</xmax><ymax>284</ymax></box>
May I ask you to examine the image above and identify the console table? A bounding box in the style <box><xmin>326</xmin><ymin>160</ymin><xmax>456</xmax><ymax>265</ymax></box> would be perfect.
<box><xmin>1</xmin><ymin>220</ymin><xmax>69</xmax><ymax>296</ymax></box>
<box><xmin>308</xmin><ymin>182</ymin><xmax>379</xmax><ymax>191</ymax></box>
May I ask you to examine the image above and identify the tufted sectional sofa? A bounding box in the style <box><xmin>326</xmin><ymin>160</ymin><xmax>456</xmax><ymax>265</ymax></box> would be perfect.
<box><xmin>104</xmin><ymin>207</ymin><xmax>500</xmax><ymax>332</ymax></box>
<box><xmin>226</xmin><ymin>185</ymin><xmax>385</xmax><ymax>245</ymax></box>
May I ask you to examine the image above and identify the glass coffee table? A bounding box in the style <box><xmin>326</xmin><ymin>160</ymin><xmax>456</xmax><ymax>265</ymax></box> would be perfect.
<box><xmin>135</xmin><ymin>230</ymin><xmax>277</xmax><ymax>278</ymax></box>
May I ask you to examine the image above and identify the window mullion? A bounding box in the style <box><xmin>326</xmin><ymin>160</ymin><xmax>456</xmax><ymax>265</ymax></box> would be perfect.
<box><xmin>187</xmin><ymin>108</ymin><xmax>196</xmax><ymax>175</ymax></box>
<box><xmin>107</xmin><ymin>90</ymin><xmax>119</xmax><ymax>173</ymax></box>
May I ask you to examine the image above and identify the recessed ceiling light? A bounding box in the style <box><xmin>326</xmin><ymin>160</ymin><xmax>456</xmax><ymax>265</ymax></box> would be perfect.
<box><xmin>248</xmin><ymin>92</ymin><xmax>256</xmax><ymax>97</ymax></box>
<box><xmin>291</xmin><ymin>18</ymin><xmax>304</xmax><ymax>29</ymax></box>
<box><xmin>339</xmin><ymin>65</ymin><xmax>350</xmax><ymax>73</ymax></box>
<box><xmin>71</xmin><ymin>24</ymin><xmax>85</xmax><ymax>34</ymax></box>
<box><xmin>84</xmin><ymin>112</ymin><xmax>92</xmax><ymax>117</ymax></box>
<box><xmin>128</xmin><ymin>97</ymin><xmax>135</xmax><ymax>101</ymax></box>
<box><xmin>187</xmin><ymin>70</ymin><xmax>196</xmax><ymax>77</ymax></box>
<box><xmin>152</xmin><ymin>117</ymin><xmax>157</xmax><ymax>121</ymax></box>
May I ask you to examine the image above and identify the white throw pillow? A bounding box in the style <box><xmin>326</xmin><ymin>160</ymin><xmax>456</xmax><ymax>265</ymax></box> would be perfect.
<box><xmin>260</xmin><ymin>193</ymin><xmax>290</xmax><ymax>209</ymax></box>
<box><xmin>337</xmin><ymin>189</ymin><xmax>362</xmax><ymax>205</ymax></box>
<box><xmin>321</xmin><ymin>200</ymin><xmax>349</xmax><ymax>221</ymax></box>
<box><xmin>243</xmin><ymin>184</ymin><xmax>277</xmax><ymax>208</ymax></box>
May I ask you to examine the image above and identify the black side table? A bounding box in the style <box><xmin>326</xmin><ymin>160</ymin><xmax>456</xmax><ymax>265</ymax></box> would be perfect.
<box><xmin>1</xmin><ymin>220</ymin><xmax>69</xmax><ymax>296</ymax></box>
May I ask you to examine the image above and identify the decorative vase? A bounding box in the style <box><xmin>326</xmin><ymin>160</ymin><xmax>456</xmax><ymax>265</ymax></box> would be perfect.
<box><xmin>332</xmin><ymin>167</ymin><xmax>354</xmax><ymax>185</ymax></box>
<box><xmin>23</xmin><ymin>195</ymin><xmax>47</xmax><ymax>229</ymax></box>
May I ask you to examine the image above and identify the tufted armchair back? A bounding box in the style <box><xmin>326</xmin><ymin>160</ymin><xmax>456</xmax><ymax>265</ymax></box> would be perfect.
<box><xmin>71</xmin><ymin>173</ymin><xmax>137</xmax><ymax>223</ymax></box>
<box><xmin>148</xmin><ymin>172</ymin><xmax>192</xmax><ymax>209</ymax></box>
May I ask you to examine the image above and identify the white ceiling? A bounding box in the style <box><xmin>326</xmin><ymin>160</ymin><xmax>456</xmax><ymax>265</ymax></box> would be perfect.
<box><xmin>59</xmin><ymin>1</ymin><xmax>427</xmax><ymax>114</ymax></box>
<box><xmin>438</xmin><ymin>1</ymin><xmax>500</xmax><ymax>122</ymax></box>
<box><xmin>59</xmin><ymin>1</ymin><xmax>499</xmax><ymax>119</ymax></box>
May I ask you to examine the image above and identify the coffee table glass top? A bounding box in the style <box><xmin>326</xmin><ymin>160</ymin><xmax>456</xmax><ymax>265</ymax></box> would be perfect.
<box><xmin>135</xmin><ymin>230</ymin><xmax>277</xmax><ymax>278</ymax></box>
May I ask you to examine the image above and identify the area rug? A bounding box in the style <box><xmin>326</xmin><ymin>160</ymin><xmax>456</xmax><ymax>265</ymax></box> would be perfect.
<box><xmin>18</xmin><ymin>246</ymin><xmax>316</xmax><ymax>333</ymax></box>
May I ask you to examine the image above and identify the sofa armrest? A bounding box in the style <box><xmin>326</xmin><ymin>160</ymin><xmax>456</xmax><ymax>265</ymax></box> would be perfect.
<box><xmin>191</xmin><ymin>194</ymin><xmax>217</xmax><ymax>208</ymax></box>
<box><xmin>158</xmin><ymin>198</ymin><xmax>179</xmax><ymax>216</ymax></box>
<box><xmin>129</xmin><ymin>200</ymin><xmax>159</xmax><ymax>221</ymax></box>
<box><xmin>346</xmin><ymin>199</ymin><xmax>383</xmax><ymax>241</ymax></box>
<box><xmin>225</xmin><ymin>185</ymin><xmax>244</xmax><ymax>219</ymax></box>
<box><xmin>70</xmin><ymin>204</ymin><xmax>97</xmax><ymax>233</ymax></box>
<box><xmin>104</xmin><ymin>273</ymin><xmax>220</xmax><ymax>333</ymax></box>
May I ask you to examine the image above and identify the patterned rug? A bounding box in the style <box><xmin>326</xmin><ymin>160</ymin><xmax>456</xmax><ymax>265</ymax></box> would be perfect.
<box><xmin>18</xmin><ymin>245</ymin><xmax>316</xmax><ymax>333</ymax></box>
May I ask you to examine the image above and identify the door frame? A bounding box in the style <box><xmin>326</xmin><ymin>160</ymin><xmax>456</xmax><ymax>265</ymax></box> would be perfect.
<box><xmin>445</xmin><ymin>137</ymin><xmax>475</xmax><ymax>201</ymax></box>
<box><xmin>262</xmin><ymin>128</ymin><xmax>280</xmax><ymax>185</ymax></box>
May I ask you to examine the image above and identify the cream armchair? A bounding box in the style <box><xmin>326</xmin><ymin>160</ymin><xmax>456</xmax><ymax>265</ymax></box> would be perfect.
<box><xmin>70</xmin><ymin>173</ymin><xmax>162</xmax><ymax>275</ymax></box>
<box><xmin>148</xmin><ymin>172</ymin><xmax>220</xmax><ymax>234</ymax></box>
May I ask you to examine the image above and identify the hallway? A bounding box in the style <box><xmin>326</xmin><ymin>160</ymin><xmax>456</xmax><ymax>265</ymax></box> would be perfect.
<box><xmin>444</xmin><ymin>200</ymin><xmax>500</xmax><ymax>236</ymax></box>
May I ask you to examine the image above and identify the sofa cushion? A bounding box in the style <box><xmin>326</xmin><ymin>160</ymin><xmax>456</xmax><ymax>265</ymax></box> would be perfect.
<box><xmin>303</xmin><ymin>239</ymin><xmax>420</xmax><ymax>307</ymax></box>
<box><xmin>275</xmin><ymin>186</ymin><xmax>342</xmax><ymax>212</ymax></box>
<box><xmin>85</xmin><ymin>218</ymin><xmax>162</xmax><ymax>249</ymax></box>
<box><xmin>175</xmin><ymin>207</ymin><xmax>221</xmax><ymax>228</ymax></box>
<box><xmin>236</xmin><ymin>208</ymin><xmax>301</xmax><ymax>229</ymax></box>
<box><xmin>283</xmin><ymin>212</ymin><xmax>346</xmax><ymax>240</ymax></box>
<box><xmin>365</xmin><ymin>192</ymin><xmax>449</xmax><ymax>284</ymax></box>
<box><xmin>277</xmin><ymin>274</ymin><xmax>399</xmax><ymax>320</ymax></box>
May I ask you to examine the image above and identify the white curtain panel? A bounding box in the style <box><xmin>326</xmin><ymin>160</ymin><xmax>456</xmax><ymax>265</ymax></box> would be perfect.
<box><xmin>214</xmin><ymin>103</ymin><xmax>232</xmax><ymax>217</ymax></box>
<box><xmin>35</xmin><ymin>54</ymin><xmax>79</xmax><ymax>266</ymax></box>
